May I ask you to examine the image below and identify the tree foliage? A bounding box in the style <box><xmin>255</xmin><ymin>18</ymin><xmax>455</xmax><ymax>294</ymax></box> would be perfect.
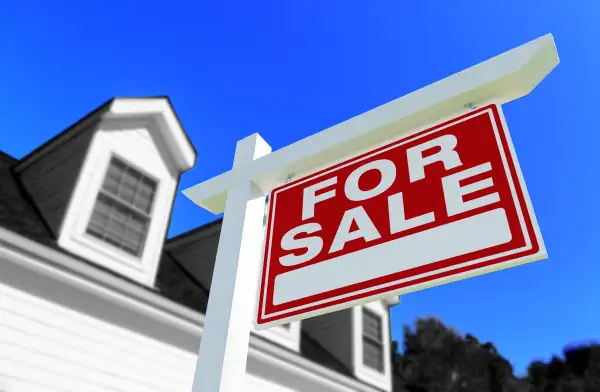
<box><xmin>525</xmin><ymin>344</ymin><xmax>600</xmax><ymax>392</ymax></box>
<box><xmin>391</xmin><ymin>317</ymin><xmax>599</xmax><ymax>392</ymax></box>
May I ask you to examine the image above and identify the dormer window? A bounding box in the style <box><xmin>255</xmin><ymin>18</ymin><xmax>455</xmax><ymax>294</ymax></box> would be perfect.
<box><xmin>54</xmin><ymin>98</ymin><xmax>195</xmax><ymax>287</ymax></box>
<box><xmin>86</xmin><ymin>156</ymin><xmax>157</xmax><ymax>257</ymax></box>
<box><xmin>362</xmin><ymin>308</ymin><xmax>384</xmax><ymax>372</ymax></box>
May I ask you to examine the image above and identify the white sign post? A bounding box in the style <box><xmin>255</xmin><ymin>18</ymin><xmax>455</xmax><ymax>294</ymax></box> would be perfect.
<box><xmin>185</xmin><ymin>33</ymin><xmax>559</xmax><ymax>392</ymax></box>
<box><xmin>190</xmin><ymin>134</ymin><xmax>271</xmax><ymax>392</ymax></box>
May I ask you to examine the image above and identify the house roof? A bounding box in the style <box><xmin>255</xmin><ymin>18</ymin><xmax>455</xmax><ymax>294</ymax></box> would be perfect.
<box><xmin>0</xmin><ymin>99</ymin><xmax>355</xmax><ymax>379</ymax></box>
<box><xmin>15</xmin><ymin>97</ymin><xmax>197</xmax><ymax>174</ymax></box>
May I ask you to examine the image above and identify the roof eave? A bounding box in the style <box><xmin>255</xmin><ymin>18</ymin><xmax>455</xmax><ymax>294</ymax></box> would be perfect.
<box><xmin>107</xmin><ymin>97</ymin><xmax>197</xmax><ymax>172</ymax></box>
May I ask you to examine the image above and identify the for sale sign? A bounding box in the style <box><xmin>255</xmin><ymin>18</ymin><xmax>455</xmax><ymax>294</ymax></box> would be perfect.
<box><xmin>256</xmin><ymin>104</ymin><xmax>546</xmax><ymax>328</ymax></box>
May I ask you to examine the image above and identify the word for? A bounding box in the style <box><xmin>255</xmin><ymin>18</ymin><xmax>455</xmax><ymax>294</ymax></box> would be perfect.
<box><xmin>279</xmin><ymin>135</ymin><xmax>500</xmax><ymax>267</ymax></box>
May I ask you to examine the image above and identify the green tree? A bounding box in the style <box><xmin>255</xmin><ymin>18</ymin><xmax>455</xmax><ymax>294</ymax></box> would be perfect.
<box><xmin>525</xmin><ymin>344</ymin><xmax>600</xmax><ymax>392</ymax></box>
<box><xmin>392</xmin><ymin>318</ymin><xmax>525</xmax><ymax>392</ymax></box>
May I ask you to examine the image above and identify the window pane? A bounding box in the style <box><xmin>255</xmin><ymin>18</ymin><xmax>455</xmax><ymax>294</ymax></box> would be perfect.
<box><xmin>363</xmin><ymin>338</ymin><xmax>384</xmax><ymax>371</ymax></box>
<box><xmin>93</xmin><ymin>194</ymin><xmax>111</xmax><ymax>217</ymax></box>
<box><xmin>102</xmin><ymin>172</ymin><xmax>121</xmax><ymax>195</ymax></box>
<box><xmin>104</xmin><ymin>219</ymin><xmax>127</xmax><ymax>245</ymax></box>
<box><xmin>122</xmin><ymin>225</ymin><xmax>145</xmax><ymax>255</ymax></box>
<box><xmin>119</xmin><ymin>174</ymin><xmax>137</xmax><ymax>204</ymax></box>
<box><xmin>86</xmin><ymin>192</ymin><xmax>150</xmax><ymax>257</ymax></box>
<box><xmin>87</xmin><ymin>157</ymin><xmax>156</xmax><ymax>257</ymax></box>
<box><xmin>101</xmin><ymin>157</ymin><xmax>157</xmax><ymax>215</ymax></box>
<box><xmin>363</xmin><ymin>310</ymin><xmax>382</xmax><ymax>342</ymax></box>
<box><xmin>133</xmin><ymin>177</ymin><xmax>156</xmax><ymax>214</ymax></box>
<box><xmin>102</xmin><ymin>158</ymin><xmax>125</xmax><ymax>195</ymax></box>
<box><xmin>126</xmin><ymin>216</ymin><xmax>146</xmax><ymax>235</ymax></box>
<box><xmin>87</xmin><ymin>210</ymin><xmax>108</xmax><ymax>238</ymax></box>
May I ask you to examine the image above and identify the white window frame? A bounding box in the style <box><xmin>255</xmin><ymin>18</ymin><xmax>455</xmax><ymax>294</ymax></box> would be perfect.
<box><xmin>85</xmin><ymin>155</ymin><xmax>158</xmax><ymax>258</ymax></box>
<box><xmin>58</xmin><ymin>120</ymin><xmax>178</xmax><ymax>287</ymax></box>
<box><xmin>361</xmin><ymin>307</ymin><xmax>385</xmax><ymax>372</ymax></box>
<box><xmin>73</xmin><ymin>152</ymin><xmax>158</xmax><ymax>273</ymax></box>
<box><xmin>352</xmin><ymin>302</ymin><xmax>392</xmax><ymax>391</ymax></box>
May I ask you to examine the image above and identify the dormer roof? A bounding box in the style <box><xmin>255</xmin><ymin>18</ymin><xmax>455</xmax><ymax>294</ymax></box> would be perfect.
<box><xmin>15</xmin><ymin>97</ymin><xmax>197</xmax><ymax>175</ymax></box>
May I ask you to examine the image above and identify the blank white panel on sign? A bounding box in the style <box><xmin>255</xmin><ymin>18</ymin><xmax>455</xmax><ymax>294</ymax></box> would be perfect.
<box><xmin>273</xmin><ymin>208</ymin><xmax>512</xmax><ymax>305</ymax></box>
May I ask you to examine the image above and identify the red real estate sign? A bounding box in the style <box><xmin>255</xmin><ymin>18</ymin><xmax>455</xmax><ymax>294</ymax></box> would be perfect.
<box><xmin>256</xmin><ymin>104</ymin><xmax>546</xmax><ymax>328</ymax></box>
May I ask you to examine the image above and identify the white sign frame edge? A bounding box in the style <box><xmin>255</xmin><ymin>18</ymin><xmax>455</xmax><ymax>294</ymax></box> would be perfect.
<box><xmin>183</xmin><ymin>33</ymin><xmax>559</xmax><ymax>214</ymax></box>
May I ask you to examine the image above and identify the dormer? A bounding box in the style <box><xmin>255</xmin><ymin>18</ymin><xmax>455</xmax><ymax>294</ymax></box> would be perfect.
<box><xmin>14</xmin><ymin>97</ymin><xmax>196</xmax><ymax>287</ymax></box>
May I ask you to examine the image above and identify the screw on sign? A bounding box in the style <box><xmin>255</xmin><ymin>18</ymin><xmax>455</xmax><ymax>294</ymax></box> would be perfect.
<box><xmin>256</xmin><ymin>104</ymin><xmax>546</xmax><ymax>328</ymax></box>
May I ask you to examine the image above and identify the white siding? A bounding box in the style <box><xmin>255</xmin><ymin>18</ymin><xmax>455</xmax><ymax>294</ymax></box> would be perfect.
<box><xmin>0</xmin><ymin>284</ymin><xmax>303</xmax><ymax>392</ymax></box>
<box><xmin>0</xmin><ymin>283</ymin><xmax>196</xmax><ymax>392</ymax></box>
<box><xmin>246</xmin><ymin>374</ymin><xmax>297</xmax><ymax>392</ymax></box>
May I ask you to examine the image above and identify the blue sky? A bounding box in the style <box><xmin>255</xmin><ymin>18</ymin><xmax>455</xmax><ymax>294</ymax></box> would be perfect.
<box><xmin>1</xmin><ymin>1</ymin><xmax>598</xmax><ymax>375</ymax></box>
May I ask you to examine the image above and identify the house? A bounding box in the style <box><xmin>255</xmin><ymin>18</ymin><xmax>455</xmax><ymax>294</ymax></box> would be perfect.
<box><xmin>0</xmin><ymin>97</ymin><xmax>400</xmax><ymax>392</ymax></box>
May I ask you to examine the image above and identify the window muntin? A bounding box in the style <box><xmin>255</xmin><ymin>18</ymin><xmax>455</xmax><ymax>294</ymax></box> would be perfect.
<box><xmin>86</xmin><ymin>156</ymin><xmax>157</xmax><ymax>257</ymax></box>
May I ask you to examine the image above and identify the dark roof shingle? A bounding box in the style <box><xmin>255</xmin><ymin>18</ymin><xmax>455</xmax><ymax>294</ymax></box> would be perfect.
<box><xmin>0</xmin><ymin>151</ymin><xmax>56</xmax><ymax>244</ymax></box>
